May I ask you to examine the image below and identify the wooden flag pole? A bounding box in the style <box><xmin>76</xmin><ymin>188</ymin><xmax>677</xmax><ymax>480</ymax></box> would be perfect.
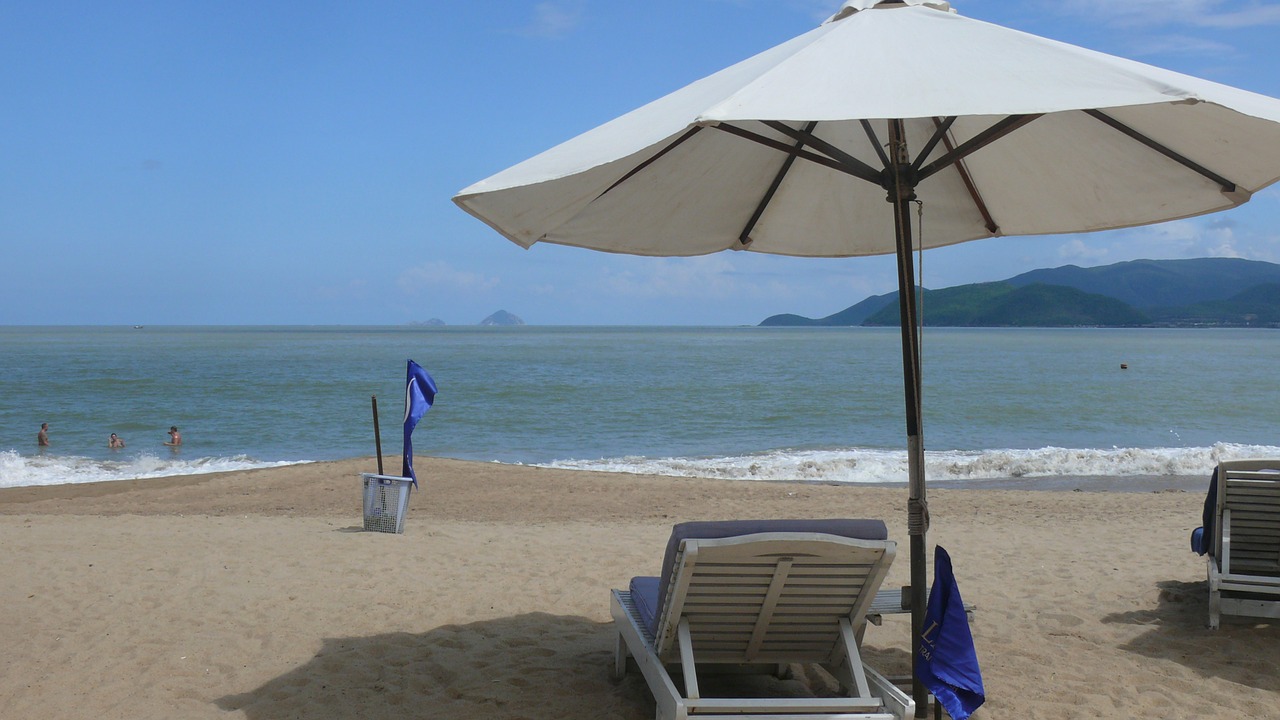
<box><xmin>371</xmin><ymin>395</ymin><xmax>384</xmax><ymax>475</ymax></box>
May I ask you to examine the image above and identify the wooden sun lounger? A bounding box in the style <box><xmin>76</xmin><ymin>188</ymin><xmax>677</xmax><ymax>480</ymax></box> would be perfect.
<box><xmin>611</xmin><ymin>523</ymin><xmax>914</xmax><ymax>720</ymax></box>
<box><xmin>1208</xmin><ymin>460</ymin><xmax>1280</xmax><ymax>629</ymax></box>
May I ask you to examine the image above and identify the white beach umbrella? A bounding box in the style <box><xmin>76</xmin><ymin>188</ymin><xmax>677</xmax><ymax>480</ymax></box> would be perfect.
<box><xmin>453</xmin><ymin>0</ymin><xmax>1280</xmax><ymax>712</ymax></box>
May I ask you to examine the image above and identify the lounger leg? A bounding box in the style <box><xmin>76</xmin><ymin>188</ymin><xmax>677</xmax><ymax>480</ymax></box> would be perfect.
<box><xmin>1207</xmin><ymin>557</ymin><xmax>1221</xmax><ymax>630</ymax></box>
<box><xmin>838</xmin><ymin>618</ymin><xmax>872</xmax><ymax>699</ymax></box>
<box><xmin>614</xmin><ymin>632</ymin><xmax>629</xmax><ymax>679</ymax></box>
<box><xmin>677</xmin><ymin>619</ymin><xmax>700</xmax><ymax>700</ymax></box>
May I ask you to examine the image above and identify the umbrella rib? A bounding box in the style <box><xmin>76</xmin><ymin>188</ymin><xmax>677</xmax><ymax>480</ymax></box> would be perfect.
<box><xmin>934</xmin><ymin>117</ymin><xmax>1000</xmax><ymax>234</ymax></box>
<box><xmin>1084</xmin><ymin>109</ymin><xmax>1238</xmax><ymax>192</ymax></box>
<box><xmin>860</xmin><ymin>120</ymin><xmax>891</xmax><ymax>169</ymax></box>
<box><xmin>713</xmin><ymin>123</ymin><xmax>883</xmax><ymax>185</ymax></box>
<box><xmin>916</xmin><ymin>113</ymin><xmax>1042</xmax><ymax>181</ymax></box>
<box><xmin>738</xmin><ymin>121</ymin><xmax>819</xmax><ymax>246</ymax></box>
<box><xmin>595</xmin><ymin>126</ymin><xmax>704</xmax><ymax>200</ymax></box>
<box><xmin>909</xmin><ymin>116</ymin><xmax>958</xmax><ymax>175</ymax></box>
<box><xmin>763</xmin><ymin>121</ymin><xmax>885</xmax><ymax>184</ymax></box>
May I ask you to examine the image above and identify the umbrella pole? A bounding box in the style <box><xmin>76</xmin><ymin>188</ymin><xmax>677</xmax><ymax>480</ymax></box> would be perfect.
<box><xmin>888</xmin><ymin>120</ymin><xmax>929</xmax><ymax>718</ymax></box>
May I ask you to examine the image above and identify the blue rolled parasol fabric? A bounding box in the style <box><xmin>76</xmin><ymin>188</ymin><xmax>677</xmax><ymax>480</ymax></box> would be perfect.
<box><xmin>917</xmin><ymin>545</ymin><xmax>985</xmax><ymax>720</ymax></box>
<box><xmin>402</xmin><ymin>359</ymin><xmax>437</xmax><ymax>487</ymax></box>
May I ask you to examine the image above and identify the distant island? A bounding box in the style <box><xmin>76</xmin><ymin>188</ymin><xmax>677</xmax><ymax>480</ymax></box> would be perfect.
<box><xmin>406</xmin><ymin>312</ymin><xmax>526</xmax><ymax>326</ymax></box>
<box><xmin>760</xmin><ymin>258</ymin><xmax>1280</xmax><ymax>328</ymax></box>
<box><xmin>480</xmin><ymin>310</ymin><xmax>525</xmax><ymax>326</ymax></box>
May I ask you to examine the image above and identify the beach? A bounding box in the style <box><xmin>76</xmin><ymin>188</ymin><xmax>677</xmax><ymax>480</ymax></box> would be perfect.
<box><xmin>1</xmin><ymin>457</ymin><xmax>1276</xmax><ymax>719</ymax></box>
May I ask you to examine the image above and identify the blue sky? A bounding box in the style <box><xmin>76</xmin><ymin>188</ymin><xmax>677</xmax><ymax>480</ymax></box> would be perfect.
<box><xmin>3</xmin><ymin>0</ymin><xmax>1280</xmax><ymax>326</ymax></box>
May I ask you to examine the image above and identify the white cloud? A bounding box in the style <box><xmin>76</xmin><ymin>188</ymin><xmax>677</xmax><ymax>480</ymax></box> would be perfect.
<box><xmin>1036</xmin><ymin>218</ymin><xmax>1243</xmax><ymax>269</ymax></box>
<box><xmin>707</xmin><ymin>0</ymin><xmax>836</xmax><ymax>22</ymax></box>
<box><xmin>794</xmin><ymin>0</ymin><xmax>846</xmax><ymax>22</ymax></box>
<box><xmin>584</xmin><ymin>253</ymin><xmax>867</xmax><ymax>307</ymax></box>
<box><xmin>1203</xmin><ymin>219</ymin><xmax>1242</xmax><ymax>257</ymax></box>
<box><xmin>1051</xmin><ymin>0</ymin><xmax>1194</xmax><ymax>27</ymax></box>
<box><xmin>397</xmin><ymin>261</ymin><xmax>500</xmax><ymax>295</ymax></box>
<box><xmin>1196</xmin><ymin>3</ymin><xmax>1280</xmax><ymax>28</ymax></box>
<box><xmin>1056</xmin><ymin>237</ymin><xmax>1111</xmax><ymax>263</ymax></box>
<box><xmin>510</xmin><ymin>2</ymin><xmax>584</xmax><ymax>38</ymax></box>
<box><xmin>1057</xmin><ymin>216</ymin><xmax>1265</xmax><ymax>265</ymax></box>
<box><xmin>1121</xmin><ymin>219</ymin><xmax>1215</xmax><ymax>256</ymax></box>
<box><xmin>1125</xmin><ymin>34</ymin><xmax>1235</xmax><ymax>57</ymax></box>
<box><xmin>570</xmin><ymin>253</ymin><xmax>906</xmax><ymax>323</ymax></box>
<box><xmin>595</xmin><ymin>255</ymin><xmax>754</xmax><ymax>299</ymax></box>
<box><xmin>1054</xmin><ymin>0</ymin><xmax>1280</xmax><ymax>28</ymax></box>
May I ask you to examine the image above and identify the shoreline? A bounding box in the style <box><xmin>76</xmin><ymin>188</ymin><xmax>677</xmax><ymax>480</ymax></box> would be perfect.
<box><xmin>3</xmin><ymin>456</ymin><xmax>1276</xmax><ymax>719</ymax></box>
<box><xmin>0</xmin><ymin>452</ymin><xmax>1210</xmax><ymax>498</ymax></box>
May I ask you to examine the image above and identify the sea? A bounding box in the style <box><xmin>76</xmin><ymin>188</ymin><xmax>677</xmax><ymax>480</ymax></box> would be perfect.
<box><xmin>2</xmin><ymin>325</ymin><xmax>1278</xmax><ymax>492</ymax></box>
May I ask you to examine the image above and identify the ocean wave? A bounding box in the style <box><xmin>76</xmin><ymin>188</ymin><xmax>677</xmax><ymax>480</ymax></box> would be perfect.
<box><xmin>0</xmin><ymin>450</ymin><xmax>306</xmax><ymax>489</ymax></box>
<box><xmin>539</xmin><ymin>442</ymin><xmax>1280</xmax><ymax>484</ymax></box>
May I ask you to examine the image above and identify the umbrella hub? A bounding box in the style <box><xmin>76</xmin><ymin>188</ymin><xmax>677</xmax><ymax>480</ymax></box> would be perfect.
<box><xmin>825</xmin><ymin>0</ymin><xmax>954</xmax><ymax>24</ymax></box>
<box><xmin>880</xmin><ymin>166</ymin><xmax>919</xmax><ymax>202</ymax></box>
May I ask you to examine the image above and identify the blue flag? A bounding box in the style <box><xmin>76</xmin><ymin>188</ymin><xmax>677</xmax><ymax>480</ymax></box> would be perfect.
<box><xmin>402</xmin><ymin>360</ymin><xmax>437</xmax><ymax>487</ymax></box>
<box><xmin>917</xmin><ymin>546</ymin><xmax>985</xmax><ymax>720</ymax></box>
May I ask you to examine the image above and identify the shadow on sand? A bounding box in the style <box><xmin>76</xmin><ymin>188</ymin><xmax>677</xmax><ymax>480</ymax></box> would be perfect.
<box><xmin>216</xmin><ymin>612</ymin><xmax>913</xmax><ymax>720</ymax></box>
<box><xmin>217</xmin><ymin>612</ymin><xmax>652</xmax><ymax>720</ymax></box>
<box><xmin>1102</xmin><ymin>579</ymin><xmax>1280</xmax><ymax>692</ymax></box>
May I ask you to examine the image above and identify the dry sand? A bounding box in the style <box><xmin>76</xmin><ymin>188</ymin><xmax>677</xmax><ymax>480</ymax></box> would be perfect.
<box><xmin>1</xmin><ymin>457</ymin><xmax>1276</xmax><ymax>719</ymax></box>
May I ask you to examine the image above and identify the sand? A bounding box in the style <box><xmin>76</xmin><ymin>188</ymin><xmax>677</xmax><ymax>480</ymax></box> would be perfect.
<box><xmin>1</xmin><ymin>457</ymin><xmax>1276</xmax><ymax>719</ymax></box>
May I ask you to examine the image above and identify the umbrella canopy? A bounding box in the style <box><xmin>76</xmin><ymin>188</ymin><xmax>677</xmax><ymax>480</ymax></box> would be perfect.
<box><xmin>453</xmin><ymin>1</ymin><xmax>1280</xmax><ymax>714</ymax></box>
<box><xmin>455</xmin><ymin>0</ymin><xmax>1280</xmax><ymax>257</ymax></box>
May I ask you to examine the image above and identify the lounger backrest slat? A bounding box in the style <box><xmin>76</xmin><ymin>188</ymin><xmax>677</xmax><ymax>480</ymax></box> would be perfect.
<box><xmin>655</xmin><ymin>533</ymin><xmax>894</xmax><ymax>665</ymax></box>
<box><xmin>1216</xmin><ymin>462</ymin><xmax>1280</xmax><ymax>576</ymax></box>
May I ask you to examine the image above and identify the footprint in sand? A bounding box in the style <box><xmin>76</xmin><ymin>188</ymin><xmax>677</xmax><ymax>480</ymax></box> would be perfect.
<box><xmin>1037</xmin><ymin>612</ymin><xmax>1083</xmax><ymax>629</ymax></box>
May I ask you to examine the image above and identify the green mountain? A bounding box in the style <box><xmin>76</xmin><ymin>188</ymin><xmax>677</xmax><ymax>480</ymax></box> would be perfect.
<box><xmin>1006</xmin><ymin>258</ymin><xmax>1280</xmax><ymax>308</ymax></box>
<box><xmin>760</xmin><ymin>258</ymin><xmax>1280</xmax><ymax>328</ymax></box>
<box><xmin>1147</xmin><ymin>283</ymin><xmax>1280</xmax><ymax>326</ymax></box>
<box><xmin>861</xmin><ymin>282</ymin><xmax>1149</xmax><ymax>327</ymax></box>
<box><xmin>759</xmin><ymin>291</ymin><xmax>898</xmax><ymax>326</ymax></box>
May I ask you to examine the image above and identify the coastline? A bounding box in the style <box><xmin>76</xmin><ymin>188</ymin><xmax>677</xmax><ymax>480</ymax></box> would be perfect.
<box><xmin>0</xmin><ymin>450</ymin><xmax>1208</xmax><ymax>497</ymax></box>
<box><xmin>2</xmin><ymin>456</ymin><xmax>1276</xmax><ymax>719</ymax></box>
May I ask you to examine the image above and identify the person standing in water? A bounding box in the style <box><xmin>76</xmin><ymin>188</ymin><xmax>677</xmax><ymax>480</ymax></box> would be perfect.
<box><xmin>108</xmin><ymin>433</ymin><xmax>125</xmax><ymax>449</ymax></box>
<box><xmin>164</xmin><ymin>426</ymin><xmax>182</xmax><ymax>447</ymax></box>
<box><xmin>38</xmin><ymin>423</ymin><xmax>50</xmax><ymax>447</ymax></box>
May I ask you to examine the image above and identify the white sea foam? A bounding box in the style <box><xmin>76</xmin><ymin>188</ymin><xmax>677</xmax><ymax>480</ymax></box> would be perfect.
<box><xmin>540</xmin><ymin>442</ymin><xmax>1280</xmax><ymax>484</ymax></box>
<box><xmin>0</xmin><ymin>450</ymin><xmax>305</xmax><ymax>490</ymax></box>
